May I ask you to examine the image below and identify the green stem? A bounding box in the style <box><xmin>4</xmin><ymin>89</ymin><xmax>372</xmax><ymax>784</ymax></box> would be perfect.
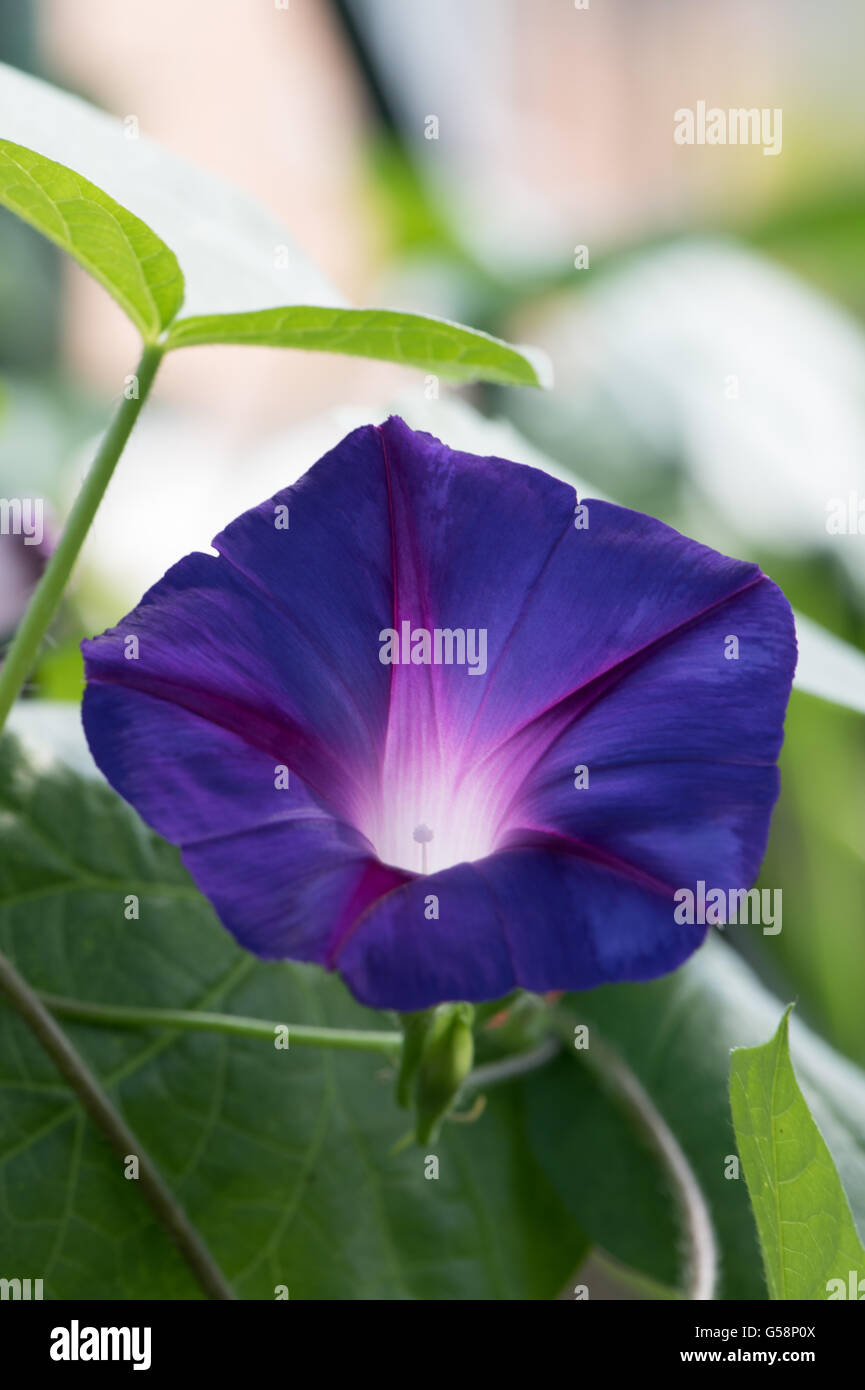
<box><xmin>0</xmin><ymin>342</ymin><xmax>164</xmax><ymax>731</ymax></box>
<box><xmin>460</xmin><ymin>1035</ymin><xmax>560</xmax><ymax>1091</ymax></box>
<box><xmin>38</xmin><ymin>992</ymin><xmax>403</xmax><ymax>1055</ymax></box>
<box><xmin>554</xmin><ymin>1012</ymin><xmax>718</xmax><ymax>1301</ymax></box>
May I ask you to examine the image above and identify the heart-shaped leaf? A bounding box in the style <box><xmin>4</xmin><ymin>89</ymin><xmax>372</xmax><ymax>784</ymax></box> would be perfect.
<box><xmin>0</xmin><ymin>730</ymin><xmax>584</xmax><ymax>1299</ymax></box>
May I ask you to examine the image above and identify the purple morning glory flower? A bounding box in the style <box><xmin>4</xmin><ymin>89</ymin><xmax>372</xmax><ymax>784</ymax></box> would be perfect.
<box><xmin>81</xmin><ymin>417</ymin><xmax>796</xmax><ymax>1011</ymax></box>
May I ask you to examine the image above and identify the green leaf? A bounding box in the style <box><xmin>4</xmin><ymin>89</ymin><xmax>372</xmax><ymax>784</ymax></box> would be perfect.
<box><xmin>0</xmin><ymin>139</ymin><xmax>183</xmax><ymax>340</ymax></box>
<box><xmin>730</xmin><ymin>1009</ymin><xmax>865</xmax><ymax>1300</ymax></box>
<box><xmin>0</xmin><ymin>64</ymin><xmax>546</xmax><ymax>385</ymax></box>
<box><xmin>522</xmin><ymin>937</ymin><xmax>865</xmax><ymax>1299</ymax></box>
<box><xmin>759</xmin><ymin>690</ymin><xmax>865</xmax><ymax>1065</ymax></box>
<box><xmin>0</xmin><ymin>732</ymin><xmax>584</xmax><ymax>1299</ymax></box>
<box><xmin>521</xmin><ymin>1051</ymin><xmax>684</xmax><ymax>1295</ymax></box>
<box><xmin>164</xmin><ymin>306</ymin><xmax>548</xmax><ymax>386</ymax></box>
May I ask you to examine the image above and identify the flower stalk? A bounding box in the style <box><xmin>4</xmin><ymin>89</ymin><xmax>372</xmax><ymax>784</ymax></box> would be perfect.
<box><xmin>0</xmin><ymin>341</ymin><xmax>164</xmax><ymax>732</ymax></box>
<box><xmin>37</xmin><ymin>992</ymin><xmax>403</xmax><ymax>1054</ymax></box>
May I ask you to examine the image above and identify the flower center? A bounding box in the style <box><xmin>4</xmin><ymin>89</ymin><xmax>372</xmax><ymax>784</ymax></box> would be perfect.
<box><xmin>362</xmin><ymin>762</ymin><xmax>510</xmax><ymax>877</ymax></box>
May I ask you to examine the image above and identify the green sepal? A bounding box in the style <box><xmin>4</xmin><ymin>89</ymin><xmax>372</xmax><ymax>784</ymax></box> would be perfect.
<box><xmin>395</xmin><ymin>1008</ymin><xmax>436</xmax><ymax>1109</ymax></box>
<box><xmin>414</xmin><ymin>1003</ymin><xmax>475</xmax><ymax>1145</ymax></box>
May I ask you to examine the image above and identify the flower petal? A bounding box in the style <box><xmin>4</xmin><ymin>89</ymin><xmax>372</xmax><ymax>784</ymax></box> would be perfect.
<box><xmin>335</xmin><ymin>843</ymin><xmax>704</xmax><ymax>1011</ymax></box>
<box><xmin>375</xmin><ymin>417</ymin><xmax>767</xmax><ymax>767</ymax></box>
<box><xmin>83</xmin><ymin>424</ymin><xmax>398</xmax><ymax>827</ymax></box>
<box><xmin>505</xmin><ymin>576</ymin><xmax>796</xmax><ymax>891</ymax></box>
<box><xmin>82</xmin><ymin>682</ymin><xmax>410</xmax><ymax>963</ymax></box>
<box><xmin>81</xmin><ymin>416</ymin><xmax>797</xmax><ymax>1008</ymax></box>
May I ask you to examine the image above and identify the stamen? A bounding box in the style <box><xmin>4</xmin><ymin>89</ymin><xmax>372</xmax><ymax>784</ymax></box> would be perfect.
<box><xmin>413</xmin><ymin>823</ymin><xmax>434</xmax><ymax>875</ymax></box>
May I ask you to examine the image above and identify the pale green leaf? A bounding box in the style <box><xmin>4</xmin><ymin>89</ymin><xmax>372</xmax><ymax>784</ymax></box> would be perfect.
<box><xmin>164</xmin><ymin>305</ymin><xmax>549</xmax><ymax>386</ymax></box>
<box><xmin>793</xmin><ymin>610</ymin><xmax>865</xmax><ymax>717</ymax></box>
<box><xmin>0</xmin><ymin>64</ymin><xmax>547</xmax><ymax>386</ymax></box>
<box><xmin>730</xmin><ymin>1009</ymin><xmax>865</xmax><ymax>1300</ymax></box>
<box><xmin>0</xmin><ymin>139</ymin><xmax>183</xmax><ymax>340</ymax></box>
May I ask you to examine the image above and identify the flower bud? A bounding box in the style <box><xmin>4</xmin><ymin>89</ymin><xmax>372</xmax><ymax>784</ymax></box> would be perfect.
<box><xmin>413</xmin><ymin>1003</ymin><xmax>475</xmax><ymax>1144</ymax></box>
<box><xmin>395</xmin><ymin>1008</ymin><xmax>436</xmax><ymax>1109</ymax></box>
